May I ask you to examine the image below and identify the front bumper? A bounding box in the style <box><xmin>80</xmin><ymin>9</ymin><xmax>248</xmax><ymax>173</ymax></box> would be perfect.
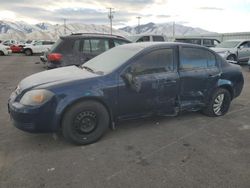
<box><xmin>8</xmin><ymin>93</ymin><xmax>57</xmax><ymax>133</ymax></box>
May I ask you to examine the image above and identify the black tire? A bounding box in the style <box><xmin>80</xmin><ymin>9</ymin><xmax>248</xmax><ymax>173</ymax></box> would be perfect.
<box><xmin>62</xmin><ymin>101</ymin><xmax>110</xmax><ymax>145</ymax></box>
<box><xmin>0</xmin><ymin>51</ymin><xmax>4</xmax><ymax>56</ymax></box>
<box><xmin>227</xmin><ymin>54</ymin><xmax>236</xmax><ymax>61</ymax></box>
<box><xmin>24</xmin><ymin>49</ymin><xmax>32</xmax><ymax>56</ymax></box>
<box><xmin>203</xmin><ymin>88</ymin><xmax>231</xmax><ymax>117</ymax></box>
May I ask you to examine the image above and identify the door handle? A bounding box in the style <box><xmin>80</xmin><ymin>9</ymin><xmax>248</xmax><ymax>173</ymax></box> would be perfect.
<box><xmin>209</xmin><ymin>73</ymin><xmax>220</xmax><ymax>78</ymax></box>
<box><xmin>163</xmin><ymin>79</ymin><xmax>177</xmax><ymax>84</ymax></box>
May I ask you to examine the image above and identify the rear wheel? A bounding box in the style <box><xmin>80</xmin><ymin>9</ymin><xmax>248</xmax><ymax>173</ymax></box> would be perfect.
<box><xmin>203</xmin><ymin>88</ymin><xmax>231</xmax><ymax>117</ymax></box>
<box><xmin>0</xmin><ymin>51</ymin><xmax>4</xmax><ymax>56</ymax></box>
<box><xmin>24</xmin><ymin>49</ymin><xmax>32</xmax><ymax>56</ymax></box>
<box><xmin>62</xmin><ymin>101</ymin><xmax>110</xmax><ymax>145</ymax></box>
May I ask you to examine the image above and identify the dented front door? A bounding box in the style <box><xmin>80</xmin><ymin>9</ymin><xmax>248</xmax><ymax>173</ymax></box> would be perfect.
<box><xmin>117</xmin><ymin>47</ymin><xmax>178</xmax><ymax>119</ymax></box>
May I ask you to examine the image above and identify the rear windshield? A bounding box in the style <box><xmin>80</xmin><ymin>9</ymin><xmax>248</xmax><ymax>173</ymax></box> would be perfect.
<box><xmin>215</xmin><ymin>41</ymin><xmax>241</xmax><ymax>48</ymax></box>
<box><xmin>50</xmin><ymin>39</ymin><xmax>63</xmax><ymax>52</ymax></box>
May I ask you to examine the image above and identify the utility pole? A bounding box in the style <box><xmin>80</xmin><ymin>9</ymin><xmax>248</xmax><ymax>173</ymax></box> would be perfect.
<box><xmin>136</xmin><ymin>16</ymin><xmax>141</xmax><ymax>34</ymax></box>
<box><xmin>107</xmin><ymin>7</ymin><xmax>114</xmax><ymax>35</ymax></box>
<box><xmin>63</xmin><ymin>18</ymin><xmax>66</xmax><ymax>35</ymax></box>
<box><xmin>173</xmin><ymin>21</ymin><xmax>175</xmax><ymax>39</ymax></box>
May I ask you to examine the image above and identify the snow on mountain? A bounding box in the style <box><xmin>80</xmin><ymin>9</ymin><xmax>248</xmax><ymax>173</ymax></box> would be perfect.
<box><xmin>0</xmin><ymin>20</ymin><xmax>128</xmax><ymax>41</ymax></box>
<box><xmin>120</xmin><ymin>22</ymin><xmax>214</xmax><ymax>37</ymax></box>
<box><xmin>0</xmin><ymin>20</ymin><xmax>214</xmax><ymax>41</ymax></box>
<box><xmin>35</xmin><ymin>22</ymin><xmax>53</xmax><ymax>30</ymax></box>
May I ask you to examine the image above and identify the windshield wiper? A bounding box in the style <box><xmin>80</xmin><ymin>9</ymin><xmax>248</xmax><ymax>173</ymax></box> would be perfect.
<box><xmin>82</xmin><ymin>66</ymin><xmax>95</xmax><ymax>73</ymax></box>
<box><xmin>82</xmin><ymin>66</ymin><xmax>104</xmax><ymax>75</ymax></box>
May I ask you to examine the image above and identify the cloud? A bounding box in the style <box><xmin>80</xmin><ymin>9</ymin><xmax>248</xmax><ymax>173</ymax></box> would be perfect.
<box><xmin>157</xmin><ymin>15</ymin><xmax>171</xmax><ymax>18</ymax></box>
<box><xmin>198</xmin><ymin>7</ymin><xmax>224</xmax><ymax>11</ymax></box>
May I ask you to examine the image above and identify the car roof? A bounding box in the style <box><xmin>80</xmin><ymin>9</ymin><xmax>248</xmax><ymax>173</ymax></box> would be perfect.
<box><xmin>175</xmin><ymin>37</ymin><xmax>219</xmax><ymax>40</ymax></box>
<box><xmin>61</xmin><ymin>33</ymin><xmax>130</xmax><ymax>41</ymax></box>
<box><xmin>223</xmin><ymin>39</ymin><xmax>250</xmax><ymax>42</ymax></box>
<box><xmin>115</xmin><ymin>42</ymin><xmax>209</xmax><ymax>51</ymax></box>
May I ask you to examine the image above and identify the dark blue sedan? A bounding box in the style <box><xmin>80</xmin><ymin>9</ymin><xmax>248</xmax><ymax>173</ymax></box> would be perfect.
<box><xmin>8</xmin><ymin>42</ymin><xmax>244</xmax><ymax>145</ymax></box>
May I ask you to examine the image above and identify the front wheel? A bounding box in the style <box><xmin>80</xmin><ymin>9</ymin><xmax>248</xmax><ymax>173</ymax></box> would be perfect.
<box><xmin>203</xmin><ymin>88</ymin><xmax>231</xmax><ymax>117</ymax></box>
<box><xmin>0</xmin><ymin>51</ymin><xmax>4</xmax><ymax>56</ymax></box>
<box><xmin>227</xmin><ymin>55</ymin><xmax>236</xmax><ymax>62</ymax></box>
<box><xmin>62</xmin><ymin>101</ymin><xmax>110</xmax><ymax>145</ymax></box>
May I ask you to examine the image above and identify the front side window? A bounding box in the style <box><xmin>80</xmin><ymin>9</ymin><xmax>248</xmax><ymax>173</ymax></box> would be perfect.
<box><xmin>130</xmin><ymin>48</ymin><xmax>174</xmax><ymax>76</ymax></box>
<box><xmin>180</xmin><ymin>47</ymin><xmax>216</xmax><ymax>70</ymax></box>
<box><xmin>239</xmin><ymin>41</ymin><xmax>250</xmax><ymax>49</ymax></box>
<box><xmin>203</xmin><ymin>39</ymin><xmax>213</xmax><ymax>46</ymax></box>
<box><xmin>137</xmin><ymin>36</ymin><xmax>150</xmax><ymax>42</ymax></box>
<box><xmin>153</xmin><ymin>36</ymin><xmax>164</xmax><ymax>41</ymax></box>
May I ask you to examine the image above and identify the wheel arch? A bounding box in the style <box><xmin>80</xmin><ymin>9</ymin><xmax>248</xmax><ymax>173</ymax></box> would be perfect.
<box><xmin>24</xmin><ymin>48</ymin><xmax>33</xmax><ymax>54</ymax></box>
<box><xmin>57</xmin><ymin>96</ymin><xmax>114</xmax><ymax>130</ymax></box>
<box><xmin>227</xmin><ymin>53</ymin><xmax>237</xmax><ymax>61</ymax></box>
<box><xmin>218</xmin><ymin>84</ymin><xmax>234</xmax><ymax>100</ymax></box>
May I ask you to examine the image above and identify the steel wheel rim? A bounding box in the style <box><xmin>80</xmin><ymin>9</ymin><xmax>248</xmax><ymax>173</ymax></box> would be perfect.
<box><xmin>73</xmin><ymin>111</ymin><xmax>97</xmax><ymax>134</ymax></box>
<box><xmin>213</xmin><ymin>94</ymin><xmax>225</xmax><ymax>115</ymax></box>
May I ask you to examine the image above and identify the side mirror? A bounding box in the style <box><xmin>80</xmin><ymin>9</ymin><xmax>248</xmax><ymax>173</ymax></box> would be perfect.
<box><xmin>121</xmin><ymin>72</ymin><xmax>133</xmax><ymax>86</ymax></box>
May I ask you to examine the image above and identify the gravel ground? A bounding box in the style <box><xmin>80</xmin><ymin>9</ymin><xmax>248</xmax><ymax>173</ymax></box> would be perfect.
<box><xmin>0</xmin><ymin>55</ymin><xmax>250</xmax><ymax>188</ymax></box>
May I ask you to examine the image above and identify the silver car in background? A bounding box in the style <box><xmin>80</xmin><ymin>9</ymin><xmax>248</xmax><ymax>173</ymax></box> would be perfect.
<box><xmin>211</xmin><ymin>39</ymin><xmax>250</xmax><ymax>63</ymax></box>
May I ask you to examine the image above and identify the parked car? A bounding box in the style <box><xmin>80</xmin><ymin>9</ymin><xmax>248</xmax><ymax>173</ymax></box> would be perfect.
<box><xmin>211</xmin><ymin>39</ymin><xmax>250</xmax><ymax>63</ymax></box>
<box><xmin>175</xmin><ymin>37</ymin><xmax>220</xmax><ymax>48</ymax></box>
<box><xmin>2</xmin><ymin>39</ymin><xmax>18</xmax><ymax>46</ymax></box>
<box><xmin>10</xmin><ymin>44</ymin><xmax>24</xmax><ymax>53</ymax></box>
<box><xmin>128</xmin><ymin>34</ymin><xmax>166</xmax><ymax>43</ymax></box>
<box><xmin>0</xmin><ymin>44</ymin><xmax>12</xmax><ymax>55</ymax></box>
<box><xmin>45</xmin><ymin>33</ymin><xmax>131</xmax><ymax>69</ymax></box>
<box><xmin>22</xmin><ymin>40</ymin><xmax>55</xmax><ymax>56</ymax></box>
<box><xmin>8</xmin><ymin>42</ymin><xmax>244</xmax><ymax>145</ymax></box>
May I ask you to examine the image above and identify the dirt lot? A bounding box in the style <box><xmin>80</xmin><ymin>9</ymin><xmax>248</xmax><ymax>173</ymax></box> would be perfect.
<box><xmin>0</xmin><ymin>55</ymin><xmax>250</xmax><ymax>188</ymax></box>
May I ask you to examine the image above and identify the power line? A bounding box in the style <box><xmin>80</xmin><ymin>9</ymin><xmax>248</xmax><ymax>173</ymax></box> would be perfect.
<box><xmin>107</xmin><ymin>8</ymin><xmax>115</xmax><ymax>35</ymax></box>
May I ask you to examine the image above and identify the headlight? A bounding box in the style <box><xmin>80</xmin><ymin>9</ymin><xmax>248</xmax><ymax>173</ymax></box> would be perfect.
<box><xmin>20</xmin><ymin>89</ymin><xmax>54</xmax><ymax>106</ymax></box>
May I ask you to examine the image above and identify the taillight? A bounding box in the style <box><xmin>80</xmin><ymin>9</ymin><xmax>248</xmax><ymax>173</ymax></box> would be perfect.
<box><xmin>48</xmin><ymin>53</ymin><xmax>62</xmax><ymax>62</ymax></box>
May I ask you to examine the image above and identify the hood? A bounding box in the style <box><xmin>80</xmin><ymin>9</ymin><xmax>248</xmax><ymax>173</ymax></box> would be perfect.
<box><xmin>19</xmin><ymin>66</ymin><xmax>98</xmax><ymax>91</ymax></box>
<box><xmin>211</xmin><ymin>47</ymin><xmax>234</xmax><ymax>53</ymax></box>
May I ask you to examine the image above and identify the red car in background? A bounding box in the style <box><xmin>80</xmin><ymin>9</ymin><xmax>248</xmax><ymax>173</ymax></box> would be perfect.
<box><xmin>10</xmin><ymin>44</ymin><xmax>23</xmax><ymax>53</ymax></box>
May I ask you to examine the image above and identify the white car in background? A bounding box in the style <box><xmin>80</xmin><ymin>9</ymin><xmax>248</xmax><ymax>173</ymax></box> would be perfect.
<box><xmin>128</xmin><ymin>34</ymin><xmax>167</xmax><ymax>42</ymax></box>
<box><xmin>2</xmin><ymin>39</ymin><xmax>18</xmax><ymax>46</ymax></box>
<box><xmin>22</xmin><ymin>40</ymin><xmax>55</xmax><ymax>56</ymax></box>
<box><xmin>0</xmin><ymin>44</ymin><xmax>12</xmax><ymax>55</ymax></box>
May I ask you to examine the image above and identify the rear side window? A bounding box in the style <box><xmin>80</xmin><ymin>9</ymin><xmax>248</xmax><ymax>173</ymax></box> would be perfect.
<box><xmin>153</xmin><ymin>36</ymin><xmax>164</xmax><ymax>41</ymax></box>
<box><xmin>131</xmin><ymin>48</ymin><xmax>174</xmax><ymax>75</ymax></box>
<box><xmin>180</xmin><ymin>47</ymin><xmax>217</xmax><ymax>70</ymax></box>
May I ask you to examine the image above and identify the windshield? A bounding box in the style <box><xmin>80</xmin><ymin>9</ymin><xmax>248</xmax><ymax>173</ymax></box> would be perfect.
<box><xmin>215</xmin><ymin>41</ymin><xmax>241</xmax><ymax>48</ymax></box>
<box><xmin>82</xmin><ymin>45</ymin><xmax>142</xmax><ymax>74</ymax></box>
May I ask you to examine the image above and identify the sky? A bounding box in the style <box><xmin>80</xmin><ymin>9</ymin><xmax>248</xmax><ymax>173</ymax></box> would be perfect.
<box><xmin>0</xmin><ymin>0</ymin><xmax>250</xmax><ymax>33</ymax></box>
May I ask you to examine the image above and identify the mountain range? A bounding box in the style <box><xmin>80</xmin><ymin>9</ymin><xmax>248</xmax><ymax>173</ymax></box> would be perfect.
<box><xmin>0</xmin><ymin>20</ymin><xmax>214</xmax><ymax>41</ymax></box>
